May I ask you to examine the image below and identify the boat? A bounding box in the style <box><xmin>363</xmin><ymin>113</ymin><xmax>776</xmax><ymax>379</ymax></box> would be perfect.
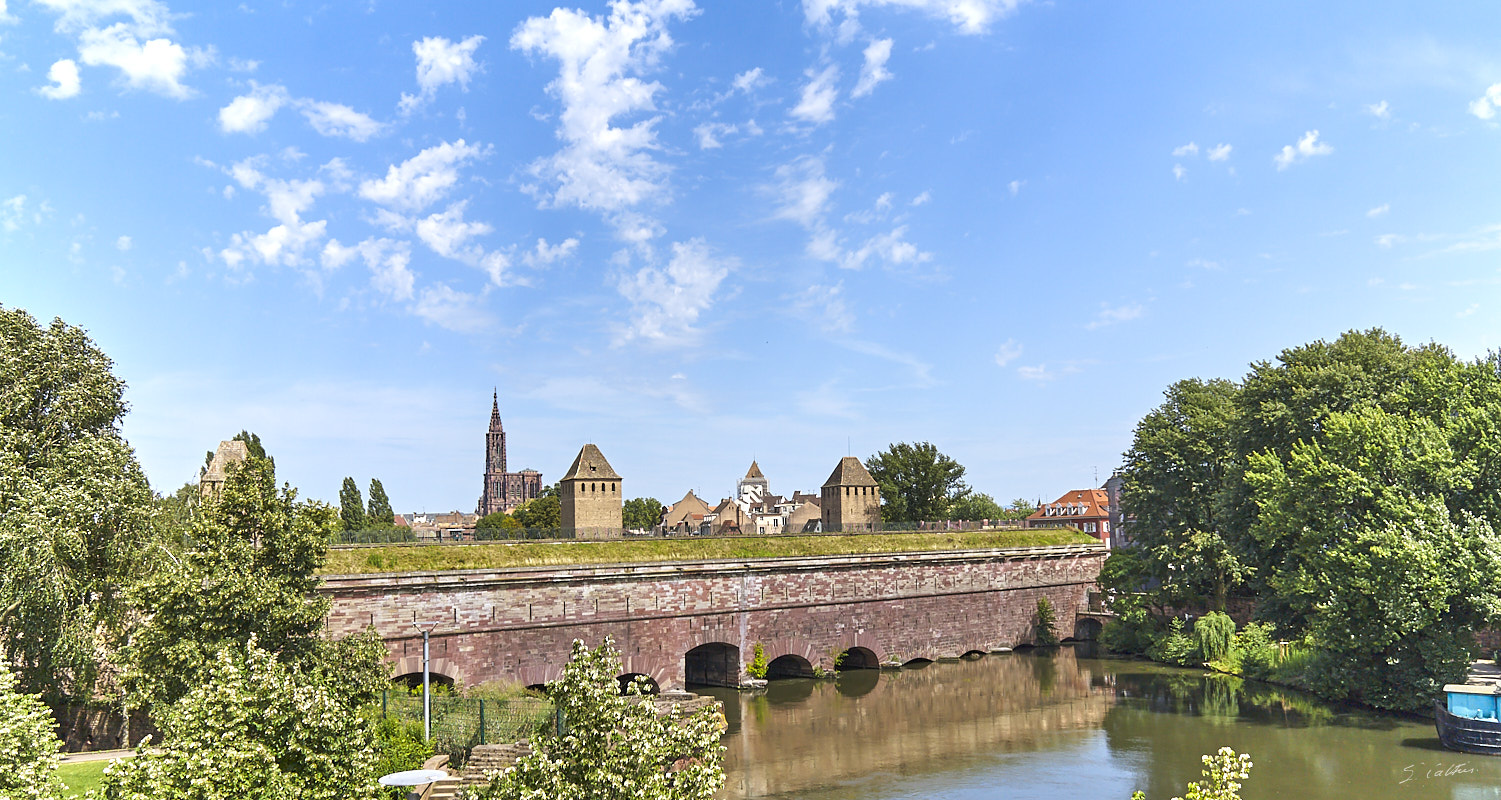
<box><xmin>1435</xmin><ymin>683</ymin><xmax>1501</xmax><ymax>756</ymax></box>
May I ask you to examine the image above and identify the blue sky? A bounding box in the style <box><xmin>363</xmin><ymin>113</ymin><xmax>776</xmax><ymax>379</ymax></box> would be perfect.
<box><xmin>5</xmin><ymin>1</ymin><xmax>1501</xmax><ymax>513</ymax></box>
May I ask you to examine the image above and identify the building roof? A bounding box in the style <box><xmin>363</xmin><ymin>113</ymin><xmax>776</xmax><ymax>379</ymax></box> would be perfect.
<box><xmin>744</xmin><ymin>460</ymin><xmax>765</xmax><ymax>480</ymax></box>
<box><xmin>202</xmin><ymin>440</ymin><xmax>249</xmax><ymax>483</ymax></box>
<box><xmin>822</xmin><ymin>456</ymin><xmax>879</xmax><ymax>488</ymax></box>
<box><xmin>560</xmin><ymin>443</ymin><xmax>621</xmax><ymax>481</ymax></box>
<box><xmin>1027</xmin><ymin>488</ymin><xmax>1110</xmax><ymax>521</ymax></box>
<box><xmin>663</xmin><ymin>490</ymin><xmax>712</xmax><ymax>527</ymax></box>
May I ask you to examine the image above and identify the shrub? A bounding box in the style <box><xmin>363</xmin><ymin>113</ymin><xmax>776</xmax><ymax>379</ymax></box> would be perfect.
<box><xmin>1195</xmin><ymin>612</ymin><xmax>1236</xmax><ymax>665</ymax></box>
<box><xmin>1233</xmin><ymin>622</ymin><xmax>1278</xmax><ymax>680</ymax></box>
<box><xmin>1131</xmin><ymin>747</ymin><xmax>1253</xmax><ymax>800</ymax></box>
<box><xmin>1148</xmin><ymin>618</ymin><xmax>1199</xmax><ymax>666</ymax></box>
<box><xmin>1035</xmin><ymin>597</ymin><xmax>1060</xmax><ymax>646</ymax></box>
<box><xmin>747</xmin><ymin>643</ymin><xmax>769</xmax><ymax>680</ymax></box>
<box><xmin>0</xmin><ymin>663</ymin><xmax>65</xmax><ymax>800</ymax></box>
<box><xmin>1100</xmin><ymin>606</ymin><xmax>1158</xmax><ymax>655</ymax></box>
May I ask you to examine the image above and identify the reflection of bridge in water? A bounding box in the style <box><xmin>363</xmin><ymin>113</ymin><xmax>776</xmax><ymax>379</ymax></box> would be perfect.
<box><xmin>710</xmin><ymin>647</ymin><xmax>1116</xmax><ymax>799</ymax></box>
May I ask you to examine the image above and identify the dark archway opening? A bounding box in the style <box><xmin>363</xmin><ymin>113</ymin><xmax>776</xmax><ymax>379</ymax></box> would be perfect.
<box><xmin>617</xmin><ymin>673</ymin><xmax>660</xmax><ymax>695</ymax></box>
<box><xmin>961</xmin><ymin>650</ymin><xmax>986</xmax><ymax>661</ymax></box>
<box><xmin>1071</xmin><ymin>617</ymin><xmax>1103</xmax><ymax>641</ymax></box>
<box><xmin>834</xmin><ymin>668</ymin><xmax>880</xmax><ymax>698</ymax></box>
<box><xmin>766</xmin><ymin>654</ymin><xmax>815</xmax><ymax>679</ymax></box>
<box><xmin>392</xmin><ymin>672</ymin><xmax>456</xmax><ymax>691</ymax></box>
<box><xmin>524</xmin><ymin>683</ymin><xmax>548</xmax><ymax>694</ymax></box>
<box><xmin>835</xmin><ymin>646</ymin><xmax>879</xmax><ymax>671</ymax></box>
<box><xmin>685</xmin><ymin>642</ymin><xmax>741</xmax><ymax>688</ymax></box>
<box><xmin>902</xmin><ymin>658</ymin><xmax>934</xmax><ymax>669</ymax></box>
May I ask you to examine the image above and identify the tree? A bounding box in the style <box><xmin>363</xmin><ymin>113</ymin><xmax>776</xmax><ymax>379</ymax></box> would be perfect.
<box><xmin>623</xmin><ymin>497</ymin><xmax>664</xmax><ymax>530</ymax></box>
<box><xmin>123</xmin><ymin>455</ymin><xmax>363</xmax><ymax>710</ymax></box>
<box><xmin>470</xmin><ymin>638</ymin><xmax>725</xmax><ymax>800</ymax></box>
<box><xmin>0</xmin><ymin>306</ymin><xmax>155</xmax><ymax>699</ymax></box>
<box><xmin>100</xmin><ymin>640</ymin><xmax>381</xmax><ymax>800</ymax></box>
<box><xmin>366</xmin><ymin>479</ymin><xmax>395</xmax><ymax>527</ymax></box>
<box><xmin>477</xmin><ymin>512</ymin><xmax>523</xmax><ymax>534</ymax></box>
<box><xmin>947</xmin><ymin>492</ymin><xmax>1005</xmax><ymax>521</ymax></box>
<box><xmin>513</xmin><ymin>486</ymin><xmax>561</xmax><ymax>530</ymax></box>
<box><xmin>0</xmin><ymin>663</ymin><xmax>65</xmax><ymax>800</ymax></box>
<box><xmin>1119</xmin><ymin>378</ymin><xmax>1244</xmax><ymax>611</ymax></box>
<box><xmin>864</xmin><ymin>442</ymin><xmax>969</xmax><ymax>523</ymax></box>
<box><xmin>339</xmin><ymin>477</ymin><xmax>367</xmax><ymax>532</ymax></box>
<box><xmin>1034</xmin><ymin>597</ymin><xmax>1059</xmax><ymax>646</ymax></box>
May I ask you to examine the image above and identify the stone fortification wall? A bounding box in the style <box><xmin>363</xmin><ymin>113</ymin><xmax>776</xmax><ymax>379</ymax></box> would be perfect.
<box><xmin>321</xmin><ymin>544</ymin><xmax>1106</xmax><ymax>691</ymax></box>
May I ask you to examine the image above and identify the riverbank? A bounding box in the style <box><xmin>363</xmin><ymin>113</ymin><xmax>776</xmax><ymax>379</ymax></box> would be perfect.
<box><xmin>319</xmin><ymin>529</ymin><xmax>1097</xmax><ymax>574</ymax></box>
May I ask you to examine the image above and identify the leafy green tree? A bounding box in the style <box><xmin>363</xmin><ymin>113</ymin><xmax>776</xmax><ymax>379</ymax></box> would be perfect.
<box><xmin>470</xmin><ymin>638</ymin><xmax>724</xmax><ymax>800</ymax></box>
<box><xmin>623</xmin><ymin>497</ymin><xmax>665</xmax><ymax>530</ymax></box>
<box><xmin>1119</xmin><ymin>377</ymin><xmax>1244</xmax><ymax>611</ymax></box>
<box><xmin>477</xmin><ymin>512</ymin><xmax>524</xmax><ymax>534</ymax></box>
<box><xmin>366</xmin><ymin>479</ymin><xmax>395</xmax><ymax>528</ymax></box>
<box><xmin>1034</xmin><ymin>597</ymin><xmax>1059</xmax><ymax>646</ymax></box>
<box><xmin>123</xmin><ymin>455</ymin><xmax>350</xmax><ymax>710</ymax></box>
<box><xmin>0</xmin><ymin>663</ymin><xmax>65</xmax><ymax>800</ymax></box>
<box><xmin>1194</xmin><ymin>612</ymin><xmax>1235</xmax><ymax>664</ymax></box>
<box><xmin>340</xmin><ymin>477</ymin><xmax>367</xmax><ymax>532</ymax></box>
<box><xmin>0</xmin><ymin>306</ymin><xmax>155</xmax><ymax>699</ymax></box>
<box><xmin>864</xmin><ymin>442</ymin><xmax>970</xmax><ymax>523</ymax></box>
<box><xmin>513</xmin><ymin>486</ymin><xmax>561</xmax><ymax>530</ymax></box>
<box><xmin>100</xmin><ymin>640</ymin><xmax>381</xmax><ymax>800</ymax></box>
<box><xmin>947</xmin><ymin>492</ymin><xmax>1005</xmax><ymax>521</ymax></box>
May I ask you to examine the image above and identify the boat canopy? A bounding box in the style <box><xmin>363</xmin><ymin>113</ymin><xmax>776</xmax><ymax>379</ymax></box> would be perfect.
<box><xmin>1444</xmin><ymin>684</ymin><xmax>1501</xmax><ymax>721</ymax></box>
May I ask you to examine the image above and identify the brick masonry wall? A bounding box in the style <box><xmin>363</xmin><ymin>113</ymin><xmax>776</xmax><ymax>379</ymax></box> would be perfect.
<box><xmin>321</xmin><ymin>544</ymin><xmax>1106</xmax><ymax>691</ymax></box>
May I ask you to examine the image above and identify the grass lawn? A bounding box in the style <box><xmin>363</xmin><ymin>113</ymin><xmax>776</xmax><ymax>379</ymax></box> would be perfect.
<box><xmin>321</xmin><ymin>529</ymin><xmax>1098</xmax><ymax>574</ymax></box>
<box><xmin>58</xmin><ymin>759</ymin><xmax>111</xmax><ymax>798</ymax></box>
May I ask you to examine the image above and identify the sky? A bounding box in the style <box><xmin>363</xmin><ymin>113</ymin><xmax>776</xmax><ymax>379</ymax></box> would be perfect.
<box><xmin>5</xmin><ymin>1</ymin><xmax>1501</xmax><ymax>513</ymax></box>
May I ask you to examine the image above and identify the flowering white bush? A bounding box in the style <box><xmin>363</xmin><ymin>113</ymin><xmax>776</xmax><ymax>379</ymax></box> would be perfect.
<box><xmin>1132</xmin><ymin>747</ymin><xmax>1253</xmax><ymax>800</ymax></box>
<box><xmin>467</xmin><ymin>638</ymin><xmax>725</xmax><ymax>800</ymax></box>
<box><xmin>0</xmin><ymin>663</ymin><xmax>65</xmax><ymax>800</ymax></box>
<box><xmin>93</xmin><ymin>640</ymin><xmax>379</xmax><ymax>800</ymax></box>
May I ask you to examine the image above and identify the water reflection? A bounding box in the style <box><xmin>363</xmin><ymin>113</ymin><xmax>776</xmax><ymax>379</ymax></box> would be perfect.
<box><xmin>706</xmin><ymin>647</ymin><xmax>1501</xmax><ymax>800</ymax></box>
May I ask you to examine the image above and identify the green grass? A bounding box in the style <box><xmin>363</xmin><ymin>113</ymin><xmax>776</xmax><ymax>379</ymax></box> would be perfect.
<box><xmin>321</xmin><ymin>529</ymin><xmax>1098</xmax><ymax>574</ymax></box>
<box><xmin>58</xmin><ymin>759</ymin><xmax>111</xmax><ymax>798</ymax></box>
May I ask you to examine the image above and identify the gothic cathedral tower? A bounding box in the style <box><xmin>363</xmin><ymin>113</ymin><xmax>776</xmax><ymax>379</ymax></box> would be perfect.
<box><xmin>477</xmin><ymin>392</ymin><xmax>542</xmax><ymax>516</ymax></box>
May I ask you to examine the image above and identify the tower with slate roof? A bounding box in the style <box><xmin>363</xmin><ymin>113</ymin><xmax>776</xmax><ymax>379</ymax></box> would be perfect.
<box><xmin>560</xmin><ymin>443</ymin><xmax>623</xmax><ymax>536</ymax></box>
<box><xmin>820</xmin><ymin>456</ymin><xmax>882</xmax><ymax>531</ymax></box>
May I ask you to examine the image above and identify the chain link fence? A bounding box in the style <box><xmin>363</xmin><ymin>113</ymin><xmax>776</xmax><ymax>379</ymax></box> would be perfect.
<box><xmin>381</xmin><ymin>690</ymin><xmax>552</xmax><ymax>762</ymax></box>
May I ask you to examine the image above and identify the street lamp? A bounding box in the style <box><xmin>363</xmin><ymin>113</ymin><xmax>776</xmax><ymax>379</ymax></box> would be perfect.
<box><xmin>412</xmin><ymin>621</ymin><xmax>442</xmax><ymax>741</ymax></box>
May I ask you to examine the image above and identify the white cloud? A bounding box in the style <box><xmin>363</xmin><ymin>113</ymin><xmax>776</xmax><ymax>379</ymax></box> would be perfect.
<box><xmin>0</xmin><ymin>0</ymin><xmax>14</xmax><ymax>24</ymax></box>
<box><xmin>521</xmin><ymin>237</ymin><xmax>580</xmax><ymax>268</ymax></box>
<box><xmin>216</xmin><ymin>158</ymin><xmax>330</xmax><ymax>269</ymax></box>
<box><xmin>115</xmin><ymin>234</ymin><xmax>132</xmax><ymax>251</ymax></box>
<box><xmin>398</xmin><ymin>34</ymin><xmax>485</xmax><ymax>115</ymax></box>
<box><xmin>298</xmin><ymin>100</ymin><xmax>384</xmax><ymax>142</ymax></box>
<box><xmin>1366</xmin><ymin>100</ymin><xmax>1390</xmax><ymax>119</ymax></box>
<box><xmin>510</xmin><ymin>0</ymin><xmax>697</xmax><ymax>217</ymax></box>
<box><xmin>350</xmin><ymin>237</ymin><xmax>415</xmax><ymax>301</ymax></box>
<box><xmin>772</xmin><ymin>156</ymin><xmax>839</xmax><ymax>228</ymax></box>
<box><xmin>1469</xmin><ymin>84</ymin><xmax>1501</xmax><ymax>121</ymax></box>
<box><xmin>76</xmin><ymin>21</ymin><xmax>196</xmax><ymax>98</ymax></box>
<box><xmin>1172</xmin><ymin>164</ymin><xmax>1185</xmax><ymax>181</ymax></box>
<box><xmin>1206</xmin><ymin>143</ymin><xmax>1232</xmax><ymax>161</ymax></box>
<box><xmin>1</xmin><ymin>195</ymin><xmax>28</xmax><ymax>232</ymax></box>
<box><xmin>414</xmin><ymin>283</ymin><xmax>493</xmax><ymax>333</ymax></box>
<box><xmin>803</xmin><ymin>0</ymin><xmax>1024</xmax><ymax>36</ymax></box>
<box><xmin>791</xmin><ymin>63</ymin><xmax>839</xmax><ymax>124</ymax></box>
<box><xmin>1376</xmin><ymin>233</ymin><xmax>1402</xmax><ymax>248</ymax></box>
<box><xmin>1085</xmin><ymin>302</ymin><xmax>1143</xmax><ymax>330</ymax></box>
<box><xmin>790</xmin><ymin>281</ymin><xmax>853</xmax><ymax>333</ymax></box>
<box><xmin>732</xmin><ymin>66</ymin><xmax>767</xmax><ymax>93</ymax></box>
<box><xmin>1367</xmin><ymin>203</ymin><xmax>1390</xmax><ymax>218</ymax></box>
<box><xmin>693</xmin><ymin>121</ymin><xmax>737</xmax><ymax>149</ymax></box>
<box><xmin>911</xmin><ymin>190</ymin><xmax>931</xmax><ymax>205</ymax></box>
<box><xmin>1459</xmin><ymin>303</ymin><xmax>1480</xmax><ymax>318</ymax></box>
<box><xmin>993</xmin><ymin>338</ymin><xmax>1021</xmax><ymax>367</ymax></box>
<box><xmin>358</xmin><ymin>139</ymin><xmax>485</xmax><ymax>213</ymax></box>
<box><xmin>617</xmin><ymin>237</ymin><xmax>732</xmax><ymax>344</ymax></box>
<box><xmin>1172</xmin><ymin>142</ymin><xmax>1198</xmax><ymax>157</ymax></box>
<box><xmin>1007</xmin><ymin>180</ymin><xmax>1023</xmax><ymax>196</ymax></box>
<box><xmin>218</xmin><ymin>82</ymin><xmax>289</xmax><ymax>134</ymax></box>
<box><xmin>1017</xmin><ymin>362</ymin><xmax>1083</xmax><ymax>382</ymax></box>
<box><xmin>840</xmin><ymin>224</ymin><xmax>932</xmax><ymax>270</ymax></box>
<box><xmin>1186</xmin><ymin>258</ymin><xmax>1222</xmax><ymax>270</ymax></box>
<box><xmin>414</xmin><ymin>202</ymin><xmax>493</xmax><ymax>260</ymax></box>
<box><xmin>38</xmin><ymin>59</ymin><xmax>81</xmax><ymax>99</ymax></box>
<box><xmin>1274</xmin><ymin>129</ymin><xmax>1332</xmax><ymax>170</ymax></box>
<box><xmin>851</xmin><ymin>38</ymin><xmax>892</xmax><ymax>98</ymax></box>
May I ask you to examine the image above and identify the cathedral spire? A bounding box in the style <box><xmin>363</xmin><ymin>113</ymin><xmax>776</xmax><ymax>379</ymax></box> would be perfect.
<box><xmin>490</xmin><ymin>389</ymin><xmax>502</xmax><ymax>430</ymax></box>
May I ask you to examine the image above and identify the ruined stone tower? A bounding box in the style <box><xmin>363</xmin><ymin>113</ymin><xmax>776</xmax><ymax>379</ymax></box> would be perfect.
<box><xmin>560</xmin><ymin>443</ymin><xmax>623</xmax><ymax>537</ymax></box>
<box><xmin>820</xmin><ymin>456</ymin><xmax>882</xmax><ymax>532</ymax></box>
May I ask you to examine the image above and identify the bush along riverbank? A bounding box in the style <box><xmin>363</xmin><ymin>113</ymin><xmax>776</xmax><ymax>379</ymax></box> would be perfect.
<box><xmin>1101</xmin><ymin>610</ymin><xmax>1318</xmax><ymax>693</ymax></box>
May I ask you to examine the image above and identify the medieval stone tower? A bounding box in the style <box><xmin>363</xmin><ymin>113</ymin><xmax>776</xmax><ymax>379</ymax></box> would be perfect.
<box><xmin>820</xmin><ymin>456</ymin><xmax>882</xmax><ymax>531</ymax></box>
<box><xmin>560</xmin><ymin>443</ymin><xmax>623</xmax><ymax>536</ymax></box>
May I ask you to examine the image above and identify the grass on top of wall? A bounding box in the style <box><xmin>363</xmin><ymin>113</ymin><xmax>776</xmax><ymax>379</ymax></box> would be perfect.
<box><xmin>319</xmin><ymin>529</ymin><xmax>1099</xmax><ymax>575</ymax></box>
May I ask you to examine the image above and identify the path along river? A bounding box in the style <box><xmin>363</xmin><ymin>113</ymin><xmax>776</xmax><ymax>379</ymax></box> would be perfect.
<box><xmin>697</xmin><ymin>645</ymin><xmax>1501</xmax><ymax>800</ymax></box>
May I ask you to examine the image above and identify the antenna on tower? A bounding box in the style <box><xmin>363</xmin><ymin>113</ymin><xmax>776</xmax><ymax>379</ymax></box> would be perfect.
<box><xmin>1094</xmin><ymin>466</ymin><xmax>1099</xmax><ymax>486</ymax></box>
<box><xmin>847</xmin><ymin>437</ymin><xmax>851</xmax><ymax>456</ymax></box>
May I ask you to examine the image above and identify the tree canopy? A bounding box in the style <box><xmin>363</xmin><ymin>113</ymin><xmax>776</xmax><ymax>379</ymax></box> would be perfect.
<box><xmin>623</xmin><ymin>497</ymin><xmax>665</xmax><ymax>530</ymax></box>
<box><xmin>339</xmin><ymin>477</ymin><xmax>367</xmax><ymax>532</ymax></box>
<box><xmin>0</xmin><ymin>306</ymin><xmax>155</xmax><ymax>698</ymax></box>
<box><xmin>864</xmin><ymin>442</ymin><xmax>969</xmax><ymax>523</ymax></box>
<box><xmin>366</xmin><ymin>478</ymin><xmax>394</xmax><ymax>527</ymax></box>
<box><xmin>513</xmin><ymin>484</ymin><xmax>561</xmax><ymax>529</ymax></box>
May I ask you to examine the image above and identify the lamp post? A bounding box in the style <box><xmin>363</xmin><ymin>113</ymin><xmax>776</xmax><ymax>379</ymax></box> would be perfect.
<box><xmin>412</xmin><ymin>621</ymin><xmax>442</xmax><ymax>742</ymax></box>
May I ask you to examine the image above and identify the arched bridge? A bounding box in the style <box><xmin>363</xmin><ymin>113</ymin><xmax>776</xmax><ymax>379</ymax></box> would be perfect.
<box><xmin>320</xmin><ymin>543</ymin><xmax>1107</xmax><ymax>692</ymax></box>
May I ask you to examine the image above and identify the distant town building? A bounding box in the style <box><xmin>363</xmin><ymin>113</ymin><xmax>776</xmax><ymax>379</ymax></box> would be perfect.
<box><xmin>821</xmin><ymin>456</ymin><xmax>881</xmax><ymax>532</ymax></box>
<box><xmin>560</xmin><ymin>444</ymin><xmax>623</xmax><ymax>536</ymax></box>
<box><xmin>1102</xmin><ymin>472</ymin><xmax>1128</xmax><ymax>547</ymax></box>
<box><xmin>476</xmin><ymin>392</ymin><xmax>543</xmax><ymax>516</ymax></box>
<box><xmin>1026</xmin><ymin>488</ymin><xmax>1112</xmax><ymax>547</ymax></box>
<box><xmin>737</xmin><ymin>461</ymin><xmax>769</xmax><ymax>509</ymax></box>
<box><xmin>663</xmin><ymin>490</ymin><xmax>712</xmax><ymax>534</ymax></box>
<box><xmin>200</xmin><ymin>439</ymin><xmax>249</xmax><ymax>500</ymax></box>
<box><xmin>401</xmin><ymin>511</ymin><xmax>478</xmax><ymax>541</ymax></box>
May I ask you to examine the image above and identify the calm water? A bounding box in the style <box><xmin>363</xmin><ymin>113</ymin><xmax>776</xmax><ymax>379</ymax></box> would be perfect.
<box><xmin>697</xmin><ymin>646</ymin><xmax>1501</xmax><ymax>800</ymax></box>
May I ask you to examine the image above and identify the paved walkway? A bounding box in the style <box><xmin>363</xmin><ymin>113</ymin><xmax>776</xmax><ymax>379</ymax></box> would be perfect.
<box><xmin>59</xmin><ymin>748</ymin><xmax>136</xmax><ymax>764</ymax></box>
<box><xmin>1467</xmin><ymin>660</ymin><xmax>1501</xmax><ymax>687</ymax></box>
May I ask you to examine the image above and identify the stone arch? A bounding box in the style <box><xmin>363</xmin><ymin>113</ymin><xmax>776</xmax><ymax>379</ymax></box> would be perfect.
<box><xmin>392</xmin><ymin>671</ymin><xmax>456</xmax><ymax>690</ymax></box>
<box><xmin>961</xmin><ymin>649</ymin><xmax>987</xmax><ymax>660</ymax></box>
<box><xmin>835</xmin><ymin>645</ymin><xmax>879</xmax><ymax>671</ymax></box>
<box><xmin>684</xmin><ymin>642</ymin><xmax>741</xmax><ymax>688</ymax></box>
<box><xmin>902</xmin><ymin>657</ymin><xmax>934</xmax><ymax>669</ymax></box>
<box><xmin>617</xmin><ymin>673</ymin><xmax>660</xmax><ymax>695</ymax></box>
<box><xmin>765</xmin><ymin>653</ymin><xmax>815</xmax><ymax>679</ymax></box>
<box><xmin>1070</xmin><ymin>617</ymin><xmax>1103</xmax><ymax>641</ymax></box>
<box><xmin>390</xmin><ymin>654</ymin><xmax>463</xmax><ymax>688</ymax></box>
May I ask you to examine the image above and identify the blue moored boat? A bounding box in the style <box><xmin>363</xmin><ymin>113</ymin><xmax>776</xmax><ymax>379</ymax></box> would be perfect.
<box><xmin>1436</xmin><ymin>684</ymin><xmax>1501</xmax><ymax>756</ymax></box>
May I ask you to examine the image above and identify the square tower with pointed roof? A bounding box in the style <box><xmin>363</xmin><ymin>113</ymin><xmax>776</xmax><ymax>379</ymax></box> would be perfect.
<box><xmin>560</xmin><ymin>443</ymin><xmax>623</xmax><ymax>536</ymax></box>
<box><xmin>820</xmin><ymin>456</ymin><xmax>882</xmax><ymax>531</ymax></box>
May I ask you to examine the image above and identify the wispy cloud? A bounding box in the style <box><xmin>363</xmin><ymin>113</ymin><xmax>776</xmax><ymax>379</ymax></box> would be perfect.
<box><xmin>993</xmin><ymin>338</ymin><xmax>1022</xmax><ymax>367</ymax></box>
<box><xmin>1085</xmin><ymin>302</ymin><xmax>1144</xmax><ymax>330</ymax></box>
<box><xmin>1274</xmin><ymin>130</ymin><xmax>1332</xmax><ymax>170</ymax></box>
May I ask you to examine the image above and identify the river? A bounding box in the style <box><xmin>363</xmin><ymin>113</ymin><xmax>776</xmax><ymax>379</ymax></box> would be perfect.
<box><xmin>696</xmin><ymin>645</ymin><xmax>1501</xmax><ymax>800</ymax></box>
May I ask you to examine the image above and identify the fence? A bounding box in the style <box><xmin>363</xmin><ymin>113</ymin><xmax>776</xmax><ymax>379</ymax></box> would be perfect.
<box><xmin>332</xmin><ymin>518</ymin><xmax>1038</xmax><ymax>548</ymax></box>
<box><xmin>381</xmin><ymin>690</ymin><xmax>553</xmax><ymax>761</ymax></box>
